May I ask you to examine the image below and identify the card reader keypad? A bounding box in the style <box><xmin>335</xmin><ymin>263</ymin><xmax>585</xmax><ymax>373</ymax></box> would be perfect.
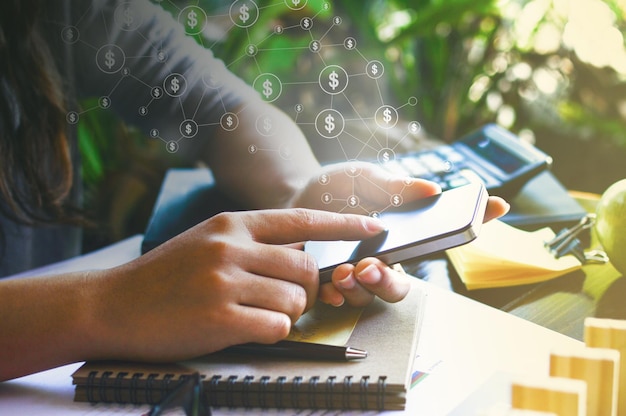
<box><xmin>381</xmin><ymin>146</ymin><xmax>486</xmax><ymax>191</ymax></box>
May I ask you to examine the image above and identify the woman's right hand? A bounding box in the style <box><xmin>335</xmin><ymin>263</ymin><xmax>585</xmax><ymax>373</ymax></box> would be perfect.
<box><xmin>84</xmin><ymin>208</ymin><xmax>387</xmax><ymax>364</ymax></box>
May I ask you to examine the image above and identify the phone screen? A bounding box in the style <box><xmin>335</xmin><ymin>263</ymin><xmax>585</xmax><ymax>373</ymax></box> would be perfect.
<box><xmin>305</xmin><ymin>183</ymin><xmax>488</xmax><ymax>281</ymax></box>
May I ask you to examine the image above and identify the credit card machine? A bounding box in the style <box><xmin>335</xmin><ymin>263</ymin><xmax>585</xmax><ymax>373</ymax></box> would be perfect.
<box><xmin>381</xmin><ymin>124</ymin><xmax>552</xmax><ymax>198</ymax></box>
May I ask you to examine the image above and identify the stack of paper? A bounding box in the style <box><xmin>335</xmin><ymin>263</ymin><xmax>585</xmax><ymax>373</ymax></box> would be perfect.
<box><xmin>446</xmin><ymin>219</ymin><xmax>582</xmax><ymax>290</ymax></box>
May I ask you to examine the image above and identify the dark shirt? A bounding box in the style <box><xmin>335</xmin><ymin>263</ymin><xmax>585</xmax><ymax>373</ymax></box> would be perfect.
<box><xmin>0</xmin><ymin>0</ymin><xmax>256</xmax><ymax>277</ymax></box>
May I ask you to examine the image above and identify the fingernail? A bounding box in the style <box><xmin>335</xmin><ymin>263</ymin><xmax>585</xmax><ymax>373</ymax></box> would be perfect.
<box><xmin>404</xmin><ymin>178</ymin><xmax>442</xmax><ymax>194</ymax></box>
<box><xmin>357</xmin><ymin>264</ymin><xmax>382</xmax><ymax>284</ymax></box>
<box><xmin>338</xmin><ymin>272</ymin><xmax>356</xmax><ymax>290</ymax></box>
<box><xmin>320</xmin><ymin>294</ymin><xmax>345</xmax><ymax>307</ymax></box>
<box><xmin>331</xmin><ymin>295</ymin><xmax>345</xmax><ymax>307</ymax></box>
<box><xmin>362</xmin><ymin>216</ymin><xmax>387</xmax><ymax>233</ymax></box>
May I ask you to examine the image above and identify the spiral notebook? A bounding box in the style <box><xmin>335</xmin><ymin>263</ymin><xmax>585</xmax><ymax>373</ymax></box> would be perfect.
<box><xmin>71</xmin><ymin>279</ymin><xmax>425</xmax><ymax>411</ymax></box>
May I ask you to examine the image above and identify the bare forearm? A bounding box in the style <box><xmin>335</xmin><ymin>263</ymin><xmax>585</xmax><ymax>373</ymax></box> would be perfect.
<box><xmin>0</xmin><ymin>272</ymin><xmax>100</xmax><ymax>381</ymax></box>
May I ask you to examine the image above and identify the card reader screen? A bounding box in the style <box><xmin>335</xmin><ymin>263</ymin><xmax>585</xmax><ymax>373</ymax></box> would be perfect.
<box><xmin>464</xmin><ymin>133</ymin><xmax>527</xmax><ymax>174</ymax></box>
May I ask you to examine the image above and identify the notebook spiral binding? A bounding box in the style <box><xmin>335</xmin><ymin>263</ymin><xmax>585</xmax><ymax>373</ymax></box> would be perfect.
<box><xmin>83</xmin><ymin>370</ymin><xmax>389</xmax><ymax>410</ymax></box>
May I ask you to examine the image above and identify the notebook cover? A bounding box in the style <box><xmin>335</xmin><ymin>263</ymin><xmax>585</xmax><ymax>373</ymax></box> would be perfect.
<box><xmin>71</xmin><ymin>281</ymin><xmax>425</xmax><ymax>410</ymax></box>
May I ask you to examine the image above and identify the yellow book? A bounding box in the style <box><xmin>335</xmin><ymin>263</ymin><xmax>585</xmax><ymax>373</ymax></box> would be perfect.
<box><xmin>446</xmin><ymin>220</ymin><xmax>582</xmax><ymax>290</ymax></box>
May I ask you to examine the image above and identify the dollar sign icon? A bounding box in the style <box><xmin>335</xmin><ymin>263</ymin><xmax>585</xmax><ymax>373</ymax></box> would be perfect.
<box><xmin>262</xmin><ymin>79</ymin><xmax>273</xmax><ymax>100</ymax></box>
<box><xmin>222</xmin><ymin>112</ymin><xmax>238</xmax><ymax>131</ymax></box>
<box><xmin>392</xmin><ymin>194</ymin><xmax>402</xmax><ymax>206</ymax></box>
<box><xmin>328</xmin><ymin>71</ymin><xmax>339</xmax><ymax>91</ymax></box>
<box><xmin>105</xmin><ymin>50</ymin><xmax>116</xmax><ymax>70</ymax></box>
<box><xmin>382</xmin><ymin>151</ymin><xmax>390</xmax><ymax>163</ymax></box>
<box><xmin>263</xmin><ymin>117</ymin><xmax>272</xmax><ymax>133</ymax></box>
<box><xmin>187</xmin><ymin>10</ymin><xmax>198</xmax><ymax>29</ymax></box>
<box><xmin>239</xmin><ymin>4</ymin><xmax>250</xmax><ymax>23</ymax></box>
<box><xmin>165</xmin><ymin>73</ymin><xmax>186</xmax><ymax>97</ymax></box>
<box><xmin>124</xmin><ymin>7</ymin><xmax>134</xmax><ymax>27</ymax></box>
<box><xmin>248</xmin><ymin>45</ymin><xmax>255</xmax><ymax>55</ymax></box>
<box><xmin>316</xmin><ymin>109</ymin><xmax>343</xmax><ymax>138</ymax></box>
<box><xmin>167</xmin><ymin>141</ymin><xmax>178</xmax><ymax>153</ymax></box>
<box><xmin>321</xmin><ymin>66</ymin><xmax>347</xmax><ymax>95</ymax></box>
<box><xmin>376</xmin><ymin>105</ymin><xmax>397</xmax><ymax>129</ymax></box>
<box><xmin>349</xmin><ymin>196</ymin><xmax>358</xmax><ymax>207</ymax></box>
<box><xmin>367</xmin><ymin>60</ymin><xmax>383</xmax><ymax>79</ymax></box>
<box><xmin>324</xmin><ymin>114</ymin><xmax>335</xmax><ymax>134</ymax></box>
<box><xmin>171</xmin><ymin>77</ymin><xmax>180</xmax><ymax>94</ymax></box>
<box><xmin>181</xmin><ymin>120</ymin><xmax>198</xmax><ymax>138</ymax></box>
<box><xmin>383</xmin><ymin>108</ymin><xmax>392</xmax><ymax>124</ymax></box>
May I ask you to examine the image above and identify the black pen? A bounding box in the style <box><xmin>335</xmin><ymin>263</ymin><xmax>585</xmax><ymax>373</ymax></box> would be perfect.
<box><xmin>226</xmin><ymin>340</ymin><xmax>368</xmax><ymax>361</ymax></box>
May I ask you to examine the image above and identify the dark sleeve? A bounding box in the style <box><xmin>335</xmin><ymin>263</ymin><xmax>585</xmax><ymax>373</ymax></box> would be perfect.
<box><xmin>68</xmin><ymin>0</ymin><xmax>258</xmax><ymax>156</ymax></box>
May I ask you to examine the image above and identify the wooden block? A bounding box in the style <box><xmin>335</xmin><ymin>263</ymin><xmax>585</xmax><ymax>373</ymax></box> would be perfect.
<box><xmin>506</xmin><ymin>410</ymin><xmax>558</xmax><ymax>416</ymax></box>
<box><xmin>475</xmin><ymin>402</ymin><xmax>557</xmax><ymax>416</ymax></box>
<box><xmin>511</xmin><ymin>375</ymin><xmax>586</xmax><ymax>416</ymax></box>
<box><xmin>477</xmin><ymin>403</ymin><xmax>558</xmax><ymax>415</ymax></box>
<box><xmin>550</xmin><ymin>346</ymin><xmax>619</xmax><ymax>416</ymax></box>
<box><xmin>585</xmin><ymin>317</ymin><xmax>626</xmax><ymax>416</ymax></box>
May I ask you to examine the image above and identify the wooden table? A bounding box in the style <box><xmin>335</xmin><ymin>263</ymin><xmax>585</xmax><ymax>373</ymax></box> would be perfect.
<box><xmin>403</xmin><ymin>191</ymin><xmax>625</xmax><ymax>342</ymax></box>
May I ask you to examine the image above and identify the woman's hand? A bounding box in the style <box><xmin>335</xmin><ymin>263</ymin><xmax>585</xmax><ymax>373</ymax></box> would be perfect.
<box><xmin>86</xmin><ymin>208</ymin><xmax>388</xmax><ymax>363</ymax></box>
<box><xmin>292</xmin><ymin>161</ymin><xmax>510</xmax><ymax>308</ymax></box>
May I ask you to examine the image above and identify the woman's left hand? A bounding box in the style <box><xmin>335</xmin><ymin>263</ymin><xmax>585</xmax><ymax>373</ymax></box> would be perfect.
<box><xmin>292</xmin><ymin>161</ymin><xmax>510</xmax><ymax>307</ymax></box>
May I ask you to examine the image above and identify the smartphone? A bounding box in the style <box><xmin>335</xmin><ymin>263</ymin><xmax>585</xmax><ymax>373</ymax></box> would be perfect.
<box><xmin>305</xmin><ymin>182</ymin><xmax>488</xmax><ymax>282</ymax></box>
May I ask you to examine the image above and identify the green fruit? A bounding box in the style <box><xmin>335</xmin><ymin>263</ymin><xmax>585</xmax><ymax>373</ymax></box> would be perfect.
<box><xmin>595</xmin><ymin>179</ymin><xmax>626</xmax><ymax>274</ymax></box>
